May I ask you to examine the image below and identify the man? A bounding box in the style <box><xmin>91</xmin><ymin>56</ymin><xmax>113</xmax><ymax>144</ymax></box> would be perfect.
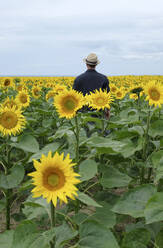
<box><xmin>73</xmin><ymin>53</ymin><xmax>110</xmax><ymax>119</ymax></box>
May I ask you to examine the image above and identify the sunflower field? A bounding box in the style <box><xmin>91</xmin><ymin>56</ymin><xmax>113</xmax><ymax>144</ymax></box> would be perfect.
<box><xmin>0</xmin><ymin>75</ymin><xmax>163</xmax><ymax>248</ymax></box>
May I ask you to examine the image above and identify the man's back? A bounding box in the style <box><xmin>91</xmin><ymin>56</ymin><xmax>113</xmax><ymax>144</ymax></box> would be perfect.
<box><xmin>73</xmin><ymin>69</ymin><xmax>110</xmax><ymax>96</ymax></box>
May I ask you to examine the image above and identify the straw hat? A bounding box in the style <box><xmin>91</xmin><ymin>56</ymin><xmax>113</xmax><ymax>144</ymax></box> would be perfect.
<box><xmin>83</xmin><ymin>53</ymin><xmax>100</xmax><ymax>65</ymax></box>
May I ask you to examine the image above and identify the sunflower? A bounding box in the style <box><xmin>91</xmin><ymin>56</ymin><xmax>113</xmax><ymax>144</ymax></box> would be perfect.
<box><xmin>46</xmin><ymin>90</ymin><xmax>56</xmax><ymax>101</ymax></box>
<box><xmin>53</xmin><ymin>84</ymin><xmax>67</xmax><ymax>95</ymax></box>
<box><xmin>16</xmin><ymin>91</ymin><xmax>30</xmax><ymax>108</ymax></box>
<box><xmin>28</xmin><ymin>151</ymin><xmax>80</xmax><ymax>206</ymax></box>
<box><xmin>129</xmin><ymin>93</ymin><xmax>138</xmax><ymax>100</ymax></box>
<box><xmin>1</xmin><ymin>77</ymin><xmax>14</xmax><ymax>90</ymax></box>
<box><xmin>115</xmin><ymin>88</ymin><xmax>126</xmax><ymax>99</ymax></box>
<box><xmin>32</xmin><ymin>86</ymin><xmax>42</xmax><ymax>99</ymax></box>
<box><xmin>110</xmin><ymin>84</ymin><xmax>118</xmax><ymax>95</ymax></box>
<box><xmin>86</xmin><ymin>89</ymin><xmax>113</xmax><ymax>110</ymax></box>
<box><xmin>1</xmin><ymin>96</ymin><xmax>21</xmax><ymax>110</ymax></box>
<box><xmin>144</xmin><ymin>81</ymin><xmax>163</xmax><ymax>107</ymax></box>
<box><xmin>54</xmin><ymin>89</ymin><xmax>84</xmax><ymax>119</ymax></box>
<box><xmin>16</xmin><ymin>84</ymin><xmax>27</xmax><ymax>92</ymax></box>
<box><xmin>0</xmin><ymin>106</ymin><xmax>26</xmax><ymax>136</ymax></box>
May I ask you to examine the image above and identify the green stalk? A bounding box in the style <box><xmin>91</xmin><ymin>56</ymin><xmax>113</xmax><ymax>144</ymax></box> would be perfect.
<box><xmin>159</xmin><ymin>108</ymin><xmax>161</xmax><ymax>119</ymax></box>
<box><xmin>5</xmin><ymin>189</ymin><xmax>11</xmax><ymax>230</ymax></box>
<box><xmin>5</xmin><ymin>140</ymin><xmax>12</xmax><ymax>230</ymax></box>
<box><xmin>137</xmin><ymin>93</ymin><xmax>141</xmax><ymax>121</ymax></box>
<box><xmin>74</xmin><ymin>115</ymin><xmax>79</xmax><ymax>164</ymax></box>
<box><xmin>141</xmin><ymin>106</ymin><xmax>151</xmax><ymax>184</ymax></box>
<box><xmin>50</xmin><ymin>201</ymin><xmax>56</xmax><ymax>248</ymax></box>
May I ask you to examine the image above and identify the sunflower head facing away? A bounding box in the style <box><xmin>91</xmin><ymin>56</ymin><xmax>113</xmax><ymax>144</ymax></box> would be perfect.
<box><xmin>87</xmin><ymin>89</ymin><xmax>113</xmax><ymax>110</ymax></box>
<box><xmin>28</xmin><ymin>151</ymin><xmax>80</xmax><ymax>206</ymax></box>
<box><xmin>144</xmin><ymin>81</ymin><xmax>163</xmax><ymax>107</ymax></box>
<box><xmin>0</xmin><ymin>106</ymin><xmax>26</xmax><ymax>136</ymax></box>
<box><xmin>54</xmin><ymin>89</ymin><xmax>84</xmax><ymax>119</ymax></box>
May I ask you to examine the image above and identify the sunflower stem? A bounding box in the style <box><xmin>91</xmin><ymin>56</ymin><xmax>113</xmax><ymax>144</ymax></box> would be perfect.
<box><xmin>137</xmin><ymin>93</ymin><xmax>141</xmax><ymax>121</ymax></box>
<box><xmin>5</xmin><ymin>189</ymin><xmax>12</xmax><ymax>230</ymax></box>
<box><xmin>159</xmin><ymin>108</ymin><xmax>161</xmax><ymax>119</ymax></box>
<box><xmin>5</xmin><ymin>140</ymin><xmax>12</xmax><ymax>230</ymax></box>
<box><xmin>50</xmin><ymin>201</ymin><xmax>56</xmax><ymax>248</ymax></box>
<box><xmin>141</xmin><ymin>106</ymin><xmax>151</xmax><ymax>184</ymax></box>
<box><xmin>74</xmin><ymin>115</ymin><xmax>79</xmax><ymax>164</ymax></box>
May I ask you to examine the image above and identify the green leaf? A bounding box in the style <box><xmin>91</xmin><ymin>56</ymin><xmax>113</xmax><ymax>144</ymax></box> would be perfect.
<box><xmin>160</xmin><ymin>138</ymin><xmax>163</xmax><ymax>148</ymax></box>
<box><xmin>122</xmin><ymin>228</ymin><xmax>151</xmax><ymax>248</ymax></box>
<box><xmin>12</xmin><ymin>220</ymin><xmax>39</xmax><ymax>248</ymax></box>
<box><xmin>155</xmin><ymin>158</ymin><xmax>163</xmax><ymax>183</ymax></box>
<box><xmin>0</xmin><ymin>198</ymin><xmax>6</xmax><ymax>212</ymax></box>
<box><xmin>79</xmin><ymin>159</ymin><xmax>97</xmax><ymax>181</ymax></box>
<box><xmin>144</xmin><ymin>192</ymin><xmax>163</xmax><ymax>224</ymax></box>
<box><xmin>0</xmin><ymin>164</ymin><xmax>25</xmax><ymax>189</ymax></box>
<box><xmin>77</xmin><ymin>192</ymin><xmax>102</xmax><ymax>208</ymax></box>
<box><xmin>29</xmin><ymin>229</ymin><xmax>56</xmax><ymax>248</ymax></box>
<box><xmin>112</xmin><ymin>184</ymin><xmax>156</xmax><ymax>218</ymax></box>
<box><xmin>72</xmin><ymin>212</ymin><xmax>89</xmax><ymax>225</ymax></box>
<box><xmin>0</xmin><ymin>230</ymin><xmax>14</xmax><ymax>248</ymax></box>
<box><xmin>100</xmin><ymin>166</ymin><xmax>132</xmax><ymax>188</ymax></box>
<box><xmin>11</xmin><ymin>135</ymin><xmax>39</xmax><ymax>153</ymax></box>
<box><xmin>51</xmin><ymin>126</ymin><xmax>73</xmax><ymax>139</ymax></box>
<box><xmin>88</xmin><ymin>202</ymin><xmax>116</xmax><ymax>228</ymax></box>
<box><xmin>42</xmin><ymin>119</ymin><xmax>53</xmax><ymax>128</ymax></box>
<box><xmin>11</xmin><ymin>220</ymin><xmax>56</xmax><ymax>248</ymax></box>
<box><xmin>149</xmin><ymin>120</ymin><xmax>163</xmax><ymax>138</ymax></box>
<box><xmin>23</xmin><ymin>196</ymin><xmax>50</xmax><ymax>219</ymax></box>
<box><xmin>87</xmin><ymin>136</ymin><xmax>143</xmax><ymax>158</ymax></box>
<box><xmin>156</xmin><ymin>229</ymin><xmax>163</xmax><ymax>248</ymax></box>
<box><xmin>112</xmin><ymin>126</ymin><xmax>144</xmax><ymax>140</ymax></box>
<box><xmin>55</xmin><ymin>223</ymin><xmax>78</xmax><ymax>248</ymax></box>
<box><xmin>128</xmin><ymin>126</ymin><xmax>144</xmax><ymax>136</ymax></box>
<box><xmin>151</xmin><ymin>150</ymin><xmax>163</xmax><ymax>168</ymax></box>
<box><xmin>29</xmin><ymin>142</ymin><xmax>60</xmax><ymax>162</ymax></box>
<box><xmin>79</xmin><ymin>221</ymin><xmax>119</xmax><ymax>248</ymax></box>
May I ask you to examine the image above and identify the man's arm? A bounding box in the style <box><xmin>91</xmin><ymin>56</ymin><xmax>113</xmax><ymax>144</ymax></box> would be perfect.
<box><xmin>103</xmin><ymin>77</ymin><xmax>110</xmax><ymax>120</ymax></box>
<box><xmin>73</xmin><ymin>78</ymin><xmax>80</xmax><ymax>92</ymax></box>
<box><xmin>102</xmin><ymin>77</ymin><xmax>110</xmax><ymax>93</ymax></box>
<box><xmin>72</xmin><ymin>78</ymin><xmax>77</xmax><ymax>90</ymax></box>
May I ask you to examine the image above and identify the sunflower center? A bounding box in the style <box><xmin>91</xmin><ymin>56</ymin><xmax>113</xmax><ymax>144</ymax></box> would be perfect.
<box><xmin>149</xmin><ymin>88</ymin><xmax>160</xmax><ymax>101</ymax></box>
<box><xmin>111</xmin><ymin>87</ymin><xmax>117</xmax><ymax>93</ymax></box>
<box><xmin>43</xmin><ymin>168</ymin><xmax>65</xmax><ymax>191</ymax></box>
<box><xmin>64</xmin><ymin>99</ymin><xmax>75</xmax><ymax>110</ymax></box>
<box><xmin>4</xmin><ymin>79</ymin><xmax>10</xmax><ymax>86</ymax></box>
<box><xmin>96</xmin><ymin>97</ymin><xmax>105</xmax><ymax>105</ymax></box>
<box><xmin>0</xmin><ymin>111</ymin><xmax>18</xmax><ymax>129</ymax></box>
<box><xmin>17</xmin><ymin>85</ymin><xmax>23</xmax><ymax>91</ymax></box>
<box><xmin>117</xmin><ymin>92</ymin><xmax>122</xmax><ymax>97</ymax></box>
<box><xmin>48</xmin><ymin>174</ymin><xmax>59</xmax><ymax>187</ymax></box>
<box><xmin>34</xmin><ymin>89</ymin><xmax>39</xmax><ymax>96</ymax></box>
<box><xmin>20</xmin><ymin>94</ymin><xmax>28</xmax><ymax>103</ymax></box>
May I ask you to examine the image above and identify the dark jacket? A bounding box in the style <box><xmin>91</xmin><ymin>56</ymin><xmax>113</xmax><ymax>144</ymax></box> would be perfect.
<box><xmin>73</xmin><ymin>69</ymin><xmax>110</xmax><ymax>95</ymax></box>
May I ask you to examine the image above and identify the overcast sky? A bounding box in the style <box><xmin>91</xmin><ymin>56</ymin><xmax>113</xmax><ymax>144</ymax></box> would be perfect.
<box><xmin>0</xmin><ymin>0</ymin><xmax>163</xmax><ymax>76</ymax></box>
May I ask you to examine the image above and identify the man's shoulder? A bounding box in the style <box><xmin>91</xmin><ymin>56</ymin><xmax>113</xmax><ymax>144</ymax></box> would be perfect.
<box><xmin>75</xmin><ymin>71</ymin><xmax>87</xmax><ymax>81</ymax></box>
<box><xmin>96</xmin><ymin>71</ymin><xmax>108</xmax><ymax>80</ymax></box>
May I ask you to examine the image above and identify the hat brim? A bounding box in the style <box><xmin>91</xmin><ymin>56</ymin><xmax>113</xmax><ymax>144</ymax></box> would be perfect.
<box><xmin>83</xmin><ymin>58</ymin><xmax>100</xmax><ymax>65</ymax></box>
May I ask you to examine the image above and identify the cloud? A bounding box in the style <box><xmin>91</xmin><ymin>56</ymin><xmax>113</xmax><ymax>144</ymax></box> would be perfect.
<box><xmin>0</xmin><ymin>0</ymin><xmax>163</xmax><ymax>75</ymax></box>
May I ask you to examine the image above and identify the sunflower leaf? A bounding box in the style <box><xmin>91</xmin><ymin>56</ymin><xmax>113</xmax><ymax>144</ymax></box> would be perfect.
<box><xmin>77</xmin><ymin>192</ymin><xmax>102</xmax><ymax>208</ymax></box>
<box><xmin>0</xmin><ymin>164</ymin><xmax>25</xmax><ymax>189</ymax></box>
